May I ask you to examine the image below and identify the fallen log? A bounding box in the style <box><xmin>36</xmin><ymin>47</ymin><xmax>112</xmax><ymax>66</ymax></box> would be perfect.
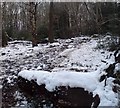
<box><xmin>17</xmin><ymin>76</ymin><xmax>100</xmax><ymax>108</ymax></box>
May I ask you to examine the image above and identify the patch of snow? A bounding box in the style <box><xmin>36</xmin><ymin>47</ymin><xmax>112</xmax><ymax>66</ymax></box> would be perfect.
<box><xmin>94</xmin><ymin>77</ymin><xmax>118</xmax><ymax>106</ymax></box>
<box><xmin>116</xmin><ymin>50</ymin><xmax>120</xmax><ymax>57</ymax></box>
<box><xmin>115</xmin><ymin>63</ymin><xmax>120</xmax><ymax>73</ymax></box>
<box><xmin>49</xmin><ymin>42</ymin><xmax>60</xmax><ymax>46</ymax></box>
<box><xmin>37</xmin><ymin>66</ymin><xmax>42</xmax><ymax>70</ymax></box>
<box><xmin>59</xmin><ymin>48</ymin><xmax>75</xmax><ymax>57</ymax></box>
<box><xmin>1</xmin><ymin>36</ymin><xmax>119</xmax><ymax>107</ymax></box>
<box><xmin>0</xmin><ymin>40</ymin><xmax>47</xmax><ymax>61</ymax></box>
<box><xmin>65</xmin><ymin>39</ymin><xmax>73</xmax><ymax>43</ymax></box>
<box><xmin>59</xmin><ymin>39</ymin><xmax>115</xmax><ymax>72</ymax></box>
<box><xmin>7</xmin><ymin>77</ymin><xmax>12</xmax><ymax>83</ymax></box>
<box><xmin>0</xmin><ymin>76</ymin><xmax>3</xmax><ymax>80</ymax></box>
<box><xmin>0</xmin><ymin>85</ymin><xmax>2</xmax><ymax>89</ymax></box>
<box><xmin>17</xmin><ymin>37</ymin><xmax>118</xmax><ymax>106</ymax></box>
<box><xmin>18</xmin><ymin>70</ymin><xmax>99</xmax><ymax>92</ymax></box>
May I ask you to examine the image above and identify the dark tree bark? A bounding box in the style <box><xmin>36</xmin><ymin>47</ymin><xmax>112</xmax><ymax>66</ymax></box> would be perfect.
<box><xmin>2</xmin><ymin>2</ymin><xmax>8</xmax><ymax>47</ymax></box>
<box><xmin>0</xmin><ymin>3</ymin><xmax>2</xmax><ymax>47</ymax></box>
<box><xmin>29</xmin><ymin>2</ymin><xmax>38</xmax><ymax>47</ymax></box>
<box><xmin>2</xmin><ymin>30</ymin><xmax>8</xmax><ymax>47</ymax></box>
<box><xmin>48</xmin><ymin>1</ymin><xmax>54</xmax><ymax>43</ymax></box>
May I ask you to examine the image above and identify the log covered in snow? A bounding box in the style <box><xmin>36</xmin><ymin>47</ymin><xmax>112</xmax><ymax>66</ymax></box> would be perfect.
<box><xmin>17</xmin><ymin>76</ymin><xmax>100</xmax><ymax>108</ymax></box>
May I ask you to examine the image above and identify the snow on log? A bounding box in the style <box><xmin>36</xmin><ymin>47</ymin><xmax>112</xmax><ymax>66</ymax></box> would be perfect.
<box><xmin>18</xmin><ymin>70</ymin><xmax>99</xmax><ymax>92</ymax></box>
<box><xmin>18</xmin><ymin>75</ymin><xmax>100</xmax><ymax>107</ymax></box>
<box><xmin>18</xmin><ymin>70</ymin><xmax>118</xmax><ymax>106</ymax></box>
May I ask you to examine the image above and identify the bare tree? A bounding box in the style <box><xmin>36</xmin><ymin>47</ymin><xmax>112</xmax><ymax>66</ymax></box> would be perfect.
<box><xmin>1</xmin><ymin>2</ymin><xmax>120</xmax><ymax>43</ymax></box>
<box><xmin>2</xmin><ymin>2</ymin><xmax>8</xmax><ymax>47</ymax></box>
<box><xmin>48</xmin><ymin>1</ymin><xmax>54</xmax><ymax>43</ymax></box>
<box><xmin>29</xmin><ymin>2</ymin><xmax>38</xmax><ymax>47</ymax></box>
<box><xmin>0</xmin><ymin>3</ymin><xmax>2</xmax><ymax>47</ymax></box>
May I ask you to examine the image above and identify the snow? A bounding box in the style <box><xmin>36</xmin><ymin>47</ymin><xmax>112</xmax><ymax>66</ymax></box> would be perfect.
<box><xmin>0</xmin><ymin>85</ymin><xmax>2</xmax><ymax>89</ymax></box>
<box><xmin>1</xmin><ymin>36</ymin><xmax>119</xmax><ymax>107</ymax></box>
<box><xmin>116</xmin><ymin>50</ymin><xmax>120</xmax><ymax>57</ymax></box>
<box><xmin>94</xmin><ymin>77</ymin><xmax>118</xmax><ymax>106</ymax></box>
<box><xmin>59</xmin><ymin>48</ymin><xmax>75</xmax><ymax>57</ymax></box>
<box><xmin>49</xmin><ymin>42</ymin><xmax>60</xmax><ymax>47</ymax></box>
<box><xmin>19</xmin><ymin>70</ymin><xmax>99</xmax><ymax>92</ymax></box>
<box><xmin>18</xmin><ymin>36</ymin><xmax>118</xmax><ymax>106</ymax></box>
<box><xmin>115</xmin><ymin>63</ymin><xmax>120</xmax><ymax>73</ymax></box>
<box><xmin>57</xmin><ymin>39</ymin><xmax>115</xmax><ymax>72</ymax></box>
<box><xmin>18</xmin><ymin>69</ymin><xmax>118</xmax><ymax>106</ymax></box>
<box><xmin>0</xmin><ymin>41</ymin><xmax>44</xmax><ymax>61</ymax></box>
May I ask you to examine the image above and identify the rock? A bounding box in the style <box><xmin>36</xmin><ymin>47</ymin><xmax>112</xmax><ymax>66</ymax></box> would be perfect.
<box><xmin>39</xmin><ymin>39</ymin><xmax>49</xmax><ymax>44</ymax></box>
<box><xmin>100</xmin><ymin>63</ymin><xmax>116</xmax><ymax>82</ymax></box>
<box><xmin>112</xmin><ymin>85</ymin><xmax>118</xmax><ymax>93</ymax></box>
<box><xmin>93</xmin><ymin>94</ymin><xmax>100</xmax><ymax>108</ymax></box>
<box><xmin>99</xmin><ymin>75</ymin><xmax>106</xmax><ymax>82</ymax></box>
<box><xmin>106</xmin><ymin>63</ymin><xmax>116</xmax><ymax>78</ymax></box>
<box><xmin>1</xmin><ymin>53</ymin><xmax>6</xmax><ymax>56</ymax></box>
<box><xmin>99</xmin><ymin>63</ymin><xmax>117</xmax><ymax>87</ymax></box>
<box><xmin>113</xmin><ymin>80</ymin><xmax>120</xmax><ymax>85</ymax></box>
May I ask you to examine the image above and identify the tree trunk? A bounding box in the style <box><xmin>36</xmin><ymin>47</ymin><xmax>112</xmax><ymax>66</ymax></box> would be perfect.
<box><xmin>48</xmin><ymin>1</ymin><xmax>54</xmax><ymax>43</ymax></box>
<box><xmin>0</xmin><ymin>3</ymin><xmax>2</xmax><ymax>47</ymax></box>
<box><xmin>29</xmin><ymin>2</ymin><xmax>38</xmax><ymax>47</ymax></box>
<box><xmin>2</xmin><ymin>3</ymin><xmax>8</xmax><ymax>47</ymax></box>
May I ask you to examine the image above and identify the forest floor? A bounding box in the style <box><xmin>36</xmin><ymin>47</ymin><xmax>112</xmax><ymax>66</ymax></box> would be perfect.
<box><xmin>0</xmin><ymin>35</ymin><xmax>120</xmax><ymax>107</ymax></box>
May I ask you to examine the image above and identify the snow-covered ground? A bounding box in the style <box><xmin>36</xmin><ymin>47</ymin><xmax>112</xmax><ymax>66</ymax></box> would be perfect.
<box><xmin>1</xmin><ymin>36</ymin><xmax>119</xmax><ymax>107</ymax></box>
